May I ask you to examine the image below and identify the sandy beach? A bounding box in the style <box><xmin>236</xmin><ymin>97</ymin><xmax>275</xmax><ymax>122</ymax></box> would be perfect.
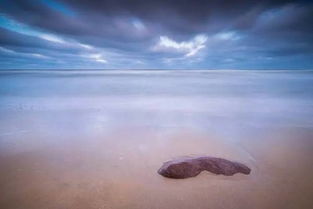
<box><xmin>1</xmin><ymin>127</ymin><xmax>313</xmax><ymax>209</ymax></box>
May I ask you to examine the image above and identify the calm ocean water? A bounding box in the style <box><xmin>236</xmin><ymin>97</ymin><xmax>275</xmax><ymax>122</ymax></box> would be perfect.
<box><xmin>1</xmin><ymin>70</ymin><xmax>313</xmax><ymax>142</ymax></box>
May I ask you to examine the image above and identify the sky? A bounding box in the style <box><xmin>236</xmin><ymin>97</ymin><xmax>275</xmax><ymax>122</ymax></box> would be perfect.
<box><xmin>0</xmin><ymin>0</ymin><xmax>312</xmax><ymax>70</ymax></box>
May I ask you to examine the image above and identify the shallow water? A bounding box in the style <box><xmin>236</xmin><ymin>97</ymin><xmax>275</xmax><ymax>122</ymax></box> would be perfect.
<box><xmin>0</xmin><ymin>70</ymin><xmax>313</xmax><ymax>209</ymax></box>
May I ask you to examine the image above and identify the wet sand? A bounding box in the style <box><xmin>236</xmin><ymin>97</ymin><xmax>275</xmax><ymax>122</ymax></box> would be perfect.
<box><xmin>1</xmin><ymin>127</ymin><xmax>313</xmax><ymax>209</ymax></box>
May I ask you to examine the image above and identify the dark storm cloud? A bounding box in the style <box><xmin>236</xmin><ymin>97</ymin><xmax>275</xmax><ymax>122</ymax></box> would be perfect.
<box><xmin>3</xmin><ymin>0</ymin><xmax>311</xmax><ymax>35</ymax></box>
<box><xmin>0</xmin><ymin>0</ymin><xmax>312</xmax><ymax>69</ymax></box>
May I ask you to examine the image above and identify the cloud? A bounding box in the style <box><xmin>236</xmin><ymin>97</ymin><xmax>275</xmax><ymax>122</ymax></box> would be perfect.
<box><xmin>78</xmin><ymin>43</ymin><xmax>93</xmax><ymax>49</ymax></box>
<box><xmin>0</xmin><ymin>0</ymin><xmax>312</xmax><ymax>69</ymax></box>
<box><xmin>131</xmin><ymin>18</ymin><xmax>146</xmax><ymax>31</ymax></box>
<box><xmin>0</xmin><ymin>46</ymin><xmax>15</xmax><ymax>53</ymax></box>
<box><xmin>40</xmin><ymin>0</ymin><xmax>76</xmax><ymax>17</ymax></box>
<box><xmin>39</xmin><ymin>34</ymin><xmax>65</xmax><ymax>43</ymax></box>
<box><xmin>0</xmin><ymin>46</ymin><xmax>49</xmax><ymax>59</ymax></box>
<box><xmin>0</xmin><ymin>14</ymin><xmax>94</xmax><ymax>49</ymax></box>
<box><xmin>214</xmin><ymin>31</ymin><xmax>240</xmax><ymax>41</ymax></box>
<box><xmin>153</xmin><ymin>34</ymin><xmax>208</xmax><ymax>57</ymax></box>
<box><xmin>85</xmin><ymin>53</ymin><xmax>107</xmax><ymax>63</ymax></box>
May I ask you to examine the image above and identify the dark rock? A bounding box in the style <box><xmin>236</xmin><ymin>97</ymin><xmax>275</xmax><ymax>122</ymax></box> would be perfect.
<box><xmin>158</xmin><ymin>156</ymin><xmax>251</xmax><ymax>179</ymax></box>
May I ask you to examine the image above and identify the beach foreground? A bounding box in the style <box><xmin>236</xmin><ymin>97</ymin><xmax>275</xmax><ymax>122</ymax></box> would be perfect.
<box><xmin>0</xmin><ymin>70</ymin><xmax>313</xmax><ymax>209</ymax></box>
<box><xmin>1</xmin><ymin>127</ymin><xmax>313</xmax><ymax>209</ymax></box>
